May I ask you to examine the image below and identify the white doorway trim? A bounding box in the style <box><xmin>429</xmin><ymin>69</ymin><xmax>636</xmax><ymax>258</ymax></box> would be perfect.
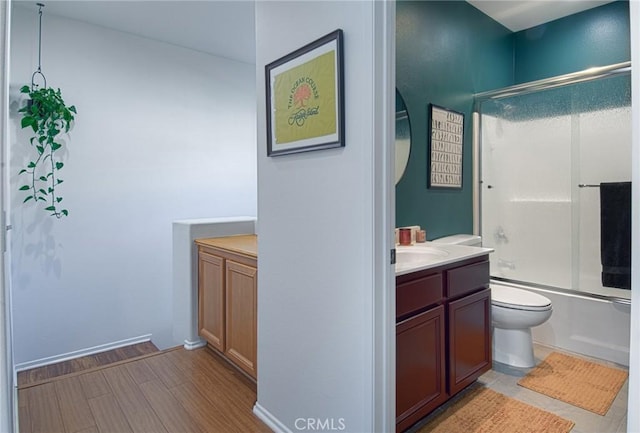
<box><xmin>0</xmin><ymin>0</ymin><xmax>16</xmax><ymax>431</ymax></box>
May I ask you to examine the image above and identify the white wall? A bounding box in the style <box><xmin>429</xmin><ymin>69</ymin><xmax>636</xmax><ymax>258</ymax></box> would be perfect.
<box><xmin>254</xmin><ymin>2</ymin><xmax>394</xmax><ymax>432</ymax></box>
<box><xmin>9</xmin><ymin>6</ymin><xmax>257</xmax><ymax>366</ymax></box>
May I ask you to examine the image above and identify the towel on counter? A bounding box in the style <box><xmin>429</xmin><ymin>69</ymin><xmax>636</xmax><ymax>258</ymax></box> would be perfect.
<box><xmin>600</xmin><ymin>182</ymin><xmax>631</xmax><ymax>290</ymax></box>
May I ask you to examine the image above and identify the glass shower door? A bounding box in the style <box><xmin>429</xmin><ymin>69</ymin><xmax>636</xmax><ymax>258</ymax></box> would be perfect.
<box><xmin>478</xmin><ymin>73</ymin><xmax>631</xmax><ymax>298</ymax></box>
<box><xmin>480</xmin><ymin>89</ymin><xmax>574</xmax><ymax>290</ymax></box>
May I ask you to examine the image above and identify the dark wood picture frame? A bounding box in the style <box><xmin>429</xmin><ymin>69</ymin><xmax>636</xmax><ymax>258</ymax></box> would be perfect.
<box><xmin>428</xmin><ymin>104</ymin><xmax>464</xmax><ymax>189</ymax></box>
<box><xmin>265</xmin><ymin>29</ymin><xmax>344</xmax><ymax>157</ymax></box>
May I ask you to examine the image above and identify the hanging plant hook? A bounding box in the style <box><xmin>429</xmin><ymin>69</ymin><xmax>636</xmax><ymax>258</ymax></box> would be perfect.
<box><xmin>31</xmin><ymin>3</ymin><xmax>47</xmax><ymax>90</ymax></box>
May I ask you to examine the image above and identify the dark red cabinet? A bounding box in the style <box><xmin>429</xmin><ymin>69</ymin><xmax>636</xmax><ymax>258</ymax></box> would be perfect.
<box><xmin>396</xmin><ymin>305</ymin><xmax>446</xmax><ymax>432</ymax></box>
<box><xmin>448</xmin><ymin>287</ymin><xmax>492</xmax><ymax>395</ymax></box>
<box><xmin>396</xmin><ymin>256</ymin><xmax>491</xmax><ymax>432</ymax></box>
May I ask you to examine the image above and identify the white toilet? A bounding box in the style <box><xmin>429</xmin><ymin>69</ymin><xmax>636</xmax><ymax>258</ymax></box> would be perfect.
<box><xmin>490</xmin><ymin>284</ymin><xmax>552</xmax><ymax>367</ymax></box>
<box><xmin>432</xmin><ymin>234</ymin><xmax>553</xmax><ymax>368</ymax></box>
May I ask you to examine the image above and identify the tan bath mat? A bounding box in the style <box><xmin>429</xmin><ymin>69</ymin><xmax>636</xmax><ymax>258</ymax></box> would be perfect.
<box><xmin>417</xmin><ymin>386</ymin><xmax>574</xmax><ymax>433</ymax></box>
<box><xmin>518</xmin><ymin>352</ymin><xmax>628</xmax><ymax>415</ymax></box>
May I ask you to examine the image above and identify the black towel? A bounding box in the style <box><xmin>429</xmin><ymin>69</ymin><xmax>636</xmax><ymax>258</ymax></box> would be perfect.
<box><xmin>600</xmin><ymin>182</ymin><xmax>631</xmax><ymax>289</ymax></box>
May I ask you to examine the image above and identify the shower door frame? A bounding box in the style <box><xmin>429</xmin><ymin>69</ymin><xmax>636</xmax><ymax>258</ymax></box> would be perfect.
<box><xmin>471</xmin><ymin>61</ymin><xmax>632</xmax><ymax>305</ymax></box>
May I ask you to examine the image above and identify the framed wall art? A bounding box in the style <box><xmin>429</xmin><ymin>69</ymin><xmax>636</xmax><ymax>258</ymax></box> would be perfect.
<box><xmin>265</xmin><ymin>29</ymin><xmax>344</xmax><ymax>157</ymax></box>
<box><xmin>428</xmin><ymin>104</ymin><xmax>464</xmax><ymax>188</ymax></box>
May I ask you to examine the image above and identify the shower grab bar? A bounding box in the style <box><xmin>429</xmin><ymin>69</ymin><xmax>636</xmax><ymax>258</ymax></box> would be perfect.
<box><xmin>578</xmin><ymin>184</ymin><xmax>600</xmax><ymax>188</ymax></box>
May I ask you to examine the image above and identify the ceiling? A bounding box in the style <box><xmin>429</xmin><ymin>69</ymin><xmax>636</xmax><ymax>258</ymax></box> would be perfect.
<box><xmin>14</xmin><ymin>1</ymin><xmax>257</xmax><ymax>64</ymax></box>
<box><xmin>14</xmin><ymin>0</ymin><xmax>616</xmax><ymax>64</ymax></box>
<box><xmin>466</xmin><ymin>0</ymin><xmax>615</xmax><ymax>32</ymax></box>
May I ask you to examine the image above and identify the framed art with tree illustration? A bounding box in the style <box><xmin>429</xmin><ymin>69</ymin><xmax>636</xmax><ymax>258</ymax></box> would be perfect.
<box><xmin>265</xmin><ymin>29</ymin><xmax>344</xmax><ymax>156</ymax></box>
<box><xmin>428</xmin><ymin>104</ymin><xmax>464</xmax><ymax>189</ymax></box>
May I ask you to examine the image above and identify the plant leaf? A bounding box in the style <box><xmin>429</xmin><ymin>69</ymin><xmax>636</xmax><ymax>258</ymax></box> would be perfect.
<box><xmin>38</xmin><ymin>189</ymin><xmax>47</xmax><ymax>195</ymax></box>
<box><xmin>45</xmin><ymin>206</ymin><xmax>56</xmax><ymax>211</ymax></box>
<box><xmin>20</xmin><ymin>116</ymin><xmax>34</xmax><ymax>129</ymax></box>
<box><xmin>51</xmin><ymin>143</ymin><xmax>62</xmax><ymax>151</ymax></box>
<box><xmin>61</xmin><ymin>209</ymin><xmax>68</xmax><ymax>216</ymax></box>
<box><xmin>56</xmin><ymin>197</ymin><xmax>63</xmax><ymax>203</ymax></box>
<box><xmin>19</xmin><ymin>185</ymin><xmax>30</xmax><ymax>191</ymax></box>
<box><xmin>39</xmin><ymin>176</ymin><xmax>47</xmax><ymax>182</ymax></box>
<box><xmin>36</xmin><ymin>146</ymin><xmax>44</xmax><ymax>155</ymax></box>
<box><xmin>27</xmin><ymin>162</ymin><xmax>36</xmax><ymax>168</ymax></box>
<box><xmin>18</xmin><ymin>169</ymin><xmax>27</xmax><ymax>175</ymax></box>
<box><xmin>55</xmin><ymin>162</ymin><xmax>64</xmax><ymax>170</ymax></box>
<box><xmin>20</xmin><ymin>85</ymin><xmax>30</xmax><ymax>93</ymax></box>
<box><xmin>23</xmin><ymin>195</ymin><xmax>33</xmax><ymax>203</ymax></box>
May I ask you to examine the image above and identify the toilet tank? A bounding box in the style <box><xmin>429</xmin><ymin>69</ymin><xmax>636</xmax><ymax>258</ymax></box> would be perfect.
<box><xmin>432</xmin><ymin>234</ymin><xmax>482</xmax><ymax>246</ymax></box>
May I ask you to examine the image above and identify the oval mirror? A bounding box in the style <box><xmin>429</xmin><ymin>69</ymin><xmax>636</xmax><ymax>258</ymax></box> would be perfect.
<box><xmin>395</xmin><ymin>89</ymin><xmax>411</xmax><ymax>185</ymax></box>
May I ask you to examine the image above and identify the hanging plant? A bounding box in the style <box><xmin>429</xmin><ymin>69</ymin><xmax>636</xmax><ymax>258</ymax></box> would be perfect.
<box><xmin>17</xmin><ymin>3</ymin><xmax>77</xmax><ymax>219</ymax></box>
<box><xmin>18</xmin><ymin>85</ymin><xmax>76</xmax><ymax>218</ymax></box>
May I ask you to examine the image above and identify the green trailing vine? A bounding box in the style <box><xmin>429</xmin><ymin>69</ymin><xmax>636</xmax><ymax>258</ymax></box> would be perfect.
<box><xmin>18</xmin><ymin>85</ymin><xmax>76</xmax><ymax>218</ymax></box>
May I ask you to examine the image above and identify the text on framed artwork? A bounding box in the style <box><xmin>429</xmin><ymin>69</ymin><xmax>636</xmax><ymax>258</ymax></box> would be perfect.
<box><xmin>429</xmin><ymin>104</ymin><xmax>464</xmax><ymax>188</ymax></box>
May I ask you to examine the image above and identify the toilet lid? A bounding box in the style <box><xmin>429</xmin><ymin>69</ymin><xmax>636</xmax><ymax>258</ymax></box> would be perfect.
<box><xmin>491</xmin><ymin>285</ymin><xmax>552</xmax><ymax>311</ymax></box>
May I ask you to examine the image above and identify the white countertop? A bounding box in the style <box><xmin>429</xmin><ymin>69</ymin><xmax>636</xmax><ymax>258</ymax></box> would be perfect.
<box><xmin>395</xmin><ymin>242</ymin><xmax>494</xmax><ymax>276</ymax></box>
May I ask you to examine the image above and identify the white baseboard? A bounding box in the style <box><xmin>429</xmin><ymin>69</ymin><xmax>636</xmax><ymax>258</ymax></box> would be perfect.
<box><xmin>253</xmin><ymin>402</ymin><xmax>292</xmax><ymax>433</ymax></box>
<box><xmin>14</xmin><ymin>334</ymin><xmax>153</xmax><ymax>372</ymax></box>
<box><xmin>183</xmin><ymin>338</ymin><xmax>207</xmax><ymax>350</ymax></box>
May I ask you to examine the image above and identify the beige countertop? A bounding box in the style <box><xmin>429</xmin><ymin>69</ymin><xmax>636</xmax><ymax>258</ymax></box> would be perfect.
<box><xmin>195</xmin><ymin>234</ymin><xmax>257</xmax><ymax>258</ymax></box>
<box><xmin>395</xmin><ymin>242</ymin><xmax>493</xmax><ymax>276</ymax></box>
<box><xmin>195</xmin><ymin>235</ymin><xmax>491</xmax><ymax>273</ymax></box>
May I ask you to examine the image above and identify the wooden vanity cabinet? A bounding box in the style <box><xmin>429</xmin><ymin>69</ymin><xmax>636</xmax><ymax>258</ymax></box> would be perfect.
<box><xmin>198</xmin><ymin>250</ymin><xmax>225</xmax><ymax>352</ymax></box>
<box><xmin>224</xmin><ymin>260</ymin><xmax>257</xmax><ymax>377</ymax></box>
<box><xmin>447</xmin><ymin>287</ymin><xmax>491</xmax><ymax>395</ymax></box>
<box><xmin>396</xmin><ymin>304</ymin><xmax>446</xmax><ymax>432</ymax></box>
<box><xmin>396</xmin><ymin>256</ymin><xmax>491</xmax><ymax>432</ymax></box>
<box><xmin>445</xmin><ymin>260</ymin><xmax>492</xmax><ymax>396</ymax></box>
<box><xmin>196</xmin><ymin>236</ymin><xmax>257</xmax><ymax>380</ymax></box>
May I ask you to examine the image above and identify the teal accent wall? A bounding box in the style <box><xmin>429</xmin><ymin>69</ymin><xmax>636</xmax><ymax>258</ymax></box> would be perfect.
<box><xmin>396</xmin><ymin>1</ymin><xmax>513</xmax><ymax>239</ymax></box>
<box><xmin>514</xmin><ymin>1</ymin><xmax>630</xmax><ymax>83</ymax></box>
<box><xmin>396</xmin><ymin>0</ymin><xmax>631</xmax><ymax>240</ymax></box>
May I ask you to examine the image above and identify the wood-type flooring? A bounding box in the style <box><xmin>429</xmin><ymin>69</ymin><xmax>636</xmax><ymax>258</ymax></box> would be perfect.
<box><xmin>18</xmin><ymin>345</ymin><xmax>270</xmax><ymax>433</ymax></box>
<box><xmin>18</xmin><ymin>341</ymin><xmax>160</xmax><ymax>388</ymax></box>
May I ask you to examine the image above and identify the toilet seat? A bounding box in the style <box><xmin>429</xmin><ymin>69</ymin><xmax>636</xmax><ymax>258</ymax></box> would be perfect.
<box><xmin>491</xmin><ymin>285</ymin><xmax>552</xmax><ymax>312</ymax></box>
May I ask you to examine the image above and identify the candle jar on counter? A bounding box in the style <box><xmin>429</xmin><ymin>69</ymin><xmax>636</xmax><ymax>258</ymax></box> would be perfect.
<box><xmin>399</xmin><ymin>228</ymin><xmax>412</xmax><ymax>246</ymax></box>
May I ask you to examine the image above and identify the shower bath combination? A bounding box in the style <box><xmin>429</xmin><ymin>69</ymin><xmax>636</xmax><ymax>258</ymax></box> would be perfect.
<box><xmin>472</xmin><ymin>62</ymin><xmax>632</xmax><ymax>366</ymax></box>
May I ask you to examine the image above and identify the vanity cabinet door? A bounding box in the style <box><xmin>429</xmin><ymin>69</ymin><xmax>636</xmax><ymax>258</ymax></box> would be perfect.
<box><xmin>198</xmin><ymin>250</ymin><xmax>225</xmax><ymax>352</ymax></box>
<box><xmin>225</xmin><ymin>260</ymin><xmax>258</xmax><ymax>379</ymax></box>
<box><xmin>396</xmin><ymin>305</ymin><xmax>446</xmax><ymax>433</ymax></box>
<box><xmin>447</xmin><ymin>288</ymin><xmax>492</xmax><ymax>396</ymax></box>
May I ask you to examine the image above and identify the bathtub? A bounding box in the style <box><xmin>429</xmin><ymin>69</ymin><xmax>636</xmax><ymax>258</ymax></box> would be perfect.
<box><xmin>490</xmin><ymin>280</ymin><xmax>631</xmax><ymax>366</ymax></box>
